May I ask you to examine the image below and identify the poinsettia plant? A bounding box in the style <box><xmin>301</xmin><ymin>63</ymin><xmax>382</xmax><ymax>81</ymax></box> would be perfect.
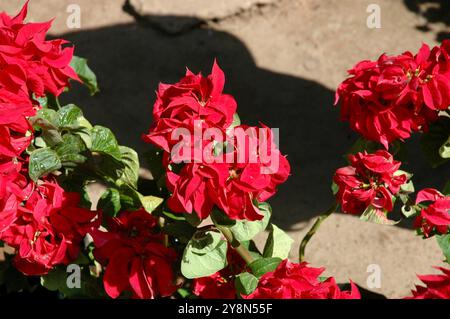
<box><xmin>299</xmin><ymin>40</ymin><xmax>450</xmax><ymax>298</ymax></box>
<box><xmin>0</xmin><ymin>2</ymin><xmax>449</xmax><ymax>299</ymax></box>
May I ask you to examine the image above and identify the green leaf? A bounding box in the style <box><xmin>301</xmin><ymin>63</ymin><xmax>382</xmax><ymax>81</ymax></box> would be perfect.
<box><xmin>162</xmin><ymin>211</ymin><xmax>187</xmax><ymax>221</ymax></box>
<box><xmin>177</xmin><ymin>288</ymin><xmax>193</xmax><ymax>298</ymax></box>
<box><xmin>75</xmin><ymin>128</ymin><xmax>92</xmax><ymax>149</ymax></box>
<box><xmin>41</xmin><ymin>267</ymin><xmax>68</xmax><ymax>291</ymax></box>
<box><xmin>181</xmin><ymin>244</ymin><xmax>228</xmax><ymax>279</ymax></box>
<box><xmin>181</xmin><ymin>234</ymin><xmax>228</xmax><ymax>279</ymax></box>
<box><xmin>55</xmin><ymin>134</ymin><xmax>87</xmax><ymax>166</ymax></box>
<box><xmin>230</xmin><ymin>202</ymin><xmax>271</xmax><ymax>241</ymax></box>
<box><xmin>36</xmin><ymin>108</ymin><xmax>58</xmax><ymax>125</ymax></box>
<box><xmin>56</xmin><ymin>104</ymin><xmax>85</xmax><ymax>129</ymax></box>
<box><xmin>97</xmin><ymin>188</ymin><xmax>122</xmax><ymax>218</ymax></box>
<box><xmin>421</xmin><ymin>116</ymin><xmax>450</xmax><ymax>168</ymax></box>
<box><xmin>140</xmin><ymin>195</ymin><xmax>164</xmax><ymax>213</ymax></box>
<box><xmin>235</xmin><ymin>272</ymin><xmax>258</xmax><ymax>296</ymax></box>
<box><xmin>263</xmin><ymin>224</ymin><xmax>294</xmax><ymax>259</ymax></box>
<box><xmin>359</xmin><ymin>205</ymin><xmax>398</xmax><ymax>225</ymax></box>
<box><xmin>117</xmin><ymin>146</ymin><xmax>139</xmax><ymax>188</ymax></box>
<box><xmin>40</xmin><ymin>265</ymin><xmax>105</xmax><ymax>298</ymax></box>
<box><xmin>29</xmin><ymin>148</ymin><xmax>61</xmax><ymax>181</ymax></box>
<box><xmin>30</xmin><ymin>110</ymin><xmax>63</xmax><ymax>147</ymax></box>
<box><xmin>401</xmin><ymin>205</ymin><xmax>418</xmax><ymax>218</ymax></box>
<box><xmin>90</xmin><ymin>126</ymin><xmax>122</xmax><ymax>161</ymax></box>
<box><xmin>437</xmin><ymin>234</ymin><xmax>450</xmax><ymax>264</ymax></box>
<box><xmin>70</xmin><ymin>56</ymin><xmax>99</xmax><ymax>95</ymax></box>
<box><xmin>249</xmin><ymin>257</ymin><xmax>282</xmax><ymax>278</ymax></box>
<box><xmin>115</xmin><ymin>184</ymin><xmax>163</xmax><ymax>214</ymax></box>
<box><xmin>190</xmin><ymin>231</ymin><xmax>223</xmax><ymax>254</ymax></box>
<box><xmin>117</xmin><ymin>184</ymin><xmax>141</xmax><ymax>211</ymax></box>
<box><xmin>331</xmin><ymin>182</ymin><xmax>339</xmax><ymax>195</ymax></box>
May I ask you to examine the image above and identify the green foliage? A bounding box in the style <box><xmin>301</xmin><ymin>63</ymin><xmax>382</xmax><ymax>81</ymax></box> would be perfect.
<box><xmin>229</xmin><ymin>202</ymin><xmax>272</xmax><ymax>242</ymax></box>
<box><xmin>117</xmin><ymin>146</ymin><xmax>139</xmax><ymax>188</ymax></box>
<box><xmin>436</xmin><ymin>234</ymin><xmax>450</xmax><ymax>264</ymax></box>
<box><xmin>55</xmin><ymin>134</ymin><xmax>87</xmax><ymax>166</ymax></box>
<box><xmin>263</xmin><ymin>224</ymin><xmax>294</xmax><ymax>259</ymax></box>
<box><xmin>91</xmin><ymin>126</ymin><xmax>122</xmax><ymax>161</ymax></box>
<box><xmin>248</xmin><ymin>257</ymin><xmax>282</xmax><ymax>278</ymax></box>
<box><xmin>41</xmin><ymin>264</ymin><xmax>105</xmax><ymax>298</ymax></box>
<box><xmin>235</xmin><ymin>272</ymin><xmax>258</xmax><ymax>296</ymax></box>
<box><xmin>181</xmin><ymin>231</ymin><xmax>228</xmax><ymax>279</ymax></box>
<box><xmin>29</xmin><ymin>147</ymin><xmax>62</xmax><ymax>181</ymax></box>
<box><xmin>97</xmin><ymin>188</ymin><xmax>122</xmax><ymax>218</ymax></box>
<box><xmin>70</xmin><ymin>56</ymin><xmax>99</xmax><ymax>95</ymax></box>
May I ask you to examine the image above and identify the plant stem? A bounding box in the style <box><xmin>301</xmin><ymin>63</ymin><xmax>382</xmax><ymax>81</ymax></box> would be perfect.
<box><xmin>216</xmin><ymin>225</ymin><xmax>254</xmax><ymax>265</ymax></box>
<box><xmin>299</xmin><ymin>203</ymin><xmax>338</xmax><ymax>262</ymax></box>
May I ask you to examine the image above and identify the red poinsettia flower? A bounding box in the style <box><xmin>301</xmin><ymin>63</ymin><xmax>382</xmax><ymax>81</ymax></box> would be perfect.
<box><xmin>90</xmin><ymin>209</ymin><xmax>178</xmax><ymax>299</ymax></box>
<box><xmin>1</xmin><ymin>178</ymin><xmax>97</xmax><ymax>275</ymax></box>
<box><xmin>166</xmin><ymin>162</ymin><xmax>229</xmax><ymax>219</ymax></box>
<box><xmin>0</xmin><ymin>89</ymin><xmax>35</xmax><ymax>159</ymax></box>
<box><xmin>406</xmin><ymin>267</ymin><xmax>450</xmax><ymax>299</ymax></box>
<box><xmin>0</xmin><ymin>159</ymin><xmax>32</xmax><ymax>233</ymax></box>
<box><xmin>142</xmin><ymin>60</ymin><xmax>237</xmax><ymax>152</ymax></box>
<box><xmin>333</xmin><ymin>150</ymin><xmax>408</xmax><ymax>216</ymax></box>
<box><xmin>213</xmin><ymin>125</ymin><xmax>291</xmax><ymax>221</ymax></box>
<box><xmin>335</xmin><ymin>42</ymin><xmax>450</xmax><ymax>148</ymax></box>
<box><xmin>243</xmin><ymin>259</ymin><xmax>360</xmax><ymax>299</ymax></box>
<box><xmin>414</xmin><ymin>188</ymin><xmax>450</xmax><ymax>237</ymax></box>
<box><xmin>0</xmin><ymin>1</ymin><xmax>80</xmax><ymax>98</ymax></box>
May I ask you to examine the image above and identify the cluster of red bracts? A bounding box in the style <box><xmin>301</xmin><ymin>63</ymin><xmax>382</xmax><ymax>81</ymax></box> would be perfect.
<box><xmin>336</xmin><ymin>42</ymin><xmax>450</xmax><ymax>148</ymax></box>
<box><xmin>0</xmin><ymin>2</ymin><xmax>92</xmax><ymax>276</ymax></box>
<box><xmin>143</xmin><ymin>61</ymin><xmax>291</xmax><ymax>221</ymax></box>
<box><xmin>335</xmin><ymin>44</ymin><xmax>450</xmax><ymax>299</ymax></box>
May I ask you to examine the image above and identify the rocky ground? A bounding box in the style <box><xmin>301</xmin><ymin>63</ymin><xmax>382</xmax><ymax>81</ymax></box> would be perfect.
<box><xmin>1</xmin><ymin>0</ymin><xmax>449</xmax><ymax>298</ymax></box>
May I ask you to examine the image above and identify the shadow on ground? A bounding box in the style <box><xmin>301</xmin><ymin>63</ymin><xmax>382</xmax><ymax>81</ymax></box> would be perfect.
<box><xmin>403</xmin><ymin>0</ymin><xmax>450</xmax><ymax>41</ymax></box>
<box><xmin>57</xmin><ymin>14</ymin><xmax>448</xmax><ymax>229</ymax></box>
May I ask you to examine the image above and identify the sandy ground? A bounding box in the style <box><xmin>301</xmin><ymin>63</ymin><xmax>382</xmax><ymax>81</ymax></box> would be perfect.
<box><xmin>1</xmin><ymin>0</ymin><xmax>449</xmax><ymax>298</ymax></box>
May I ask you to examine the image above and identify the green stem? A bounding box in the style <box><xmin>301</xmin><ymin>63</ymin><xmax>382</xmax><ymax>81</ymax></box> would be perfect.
<box><xmin>216</xmin><ymin>224</ymin><xmax>254</xmax><ymax>265</ymax></box>
<box><xmin>47</xmin><ymin>94</ymin><xmax>62</xmax><ymax>110</ymax></box>
<box><xmin>299</xmin><ymin>203</ymin><xmax>338</xmax><ymax>262</ymax></box>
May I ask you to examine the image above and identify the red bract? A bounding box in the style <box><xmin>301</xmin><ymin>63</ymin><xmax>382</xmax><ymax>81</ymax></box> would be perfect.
<box><xmin>406</xmin><ymin>267</ymin><xmax>450</xmax><ymax>299</ymax></box>
<box><xmin>0</xmin><ymin>159</ymin><xmax>32</xmax><ymax>233</ymax></box>
<box><xmin>90</xmin><ymin>209</ymin><xmax>178</xmax><ymax>299</ymax></box>
<box><xmin>0</xmin><ymin>89</ymin><xmax>35</xmax><ymax>159</ymax></box>
<box><xmin>243</xmin><ymin>260</ymin><xmax>360</xmax><ymax>299</ymax></box>
<box><xmin>0</xmin><ymin>1</ymin><xmax>80</xmax><ymax>98</ymax></box>
<box><xmin>193</xmin><ymin>249</ymin><xmax>246</xmax><ymax>299</ymax></box>
<box><xmin>334</xmin><ymin>150</ymin><xmax>407</xmax><ymax>215</ymax></box>
<box><xmin>165</xmin><ymin>125</ymin><xmax>290</xmax><ymax>221</ymax></box>
<box><xmin>335</xmin><ymin>42</ymin><xmax>450</xmax><ymax>148</ymax></box>
<box><xmin>214</xmin><ymin>126</ymin><xmax>290</xmax><ymax>221</ymax></box>
<box><xmin>166</xmin><ymin>162</ymin><xmax>229</xmax><ymax>219</ymax></box>
<box><xmin>414</xmin><ymin>188</ymin><xmax>450</xmax><ymax>237</ymax></box>
<box><xmin>142</xmin><ymin>61</ymin><xmax>237</xmax><ymax>152</ymax></box>
<box><xmin>0</xmin><ymin>179</ymin><xmax>97</xmax><ymax>275</ymax></box>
